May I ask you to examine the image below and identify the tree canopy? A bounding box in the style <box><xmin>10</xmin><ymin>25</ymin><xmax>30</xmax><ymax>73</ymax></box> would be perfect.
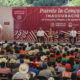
<box><xmin>0</xmin><ymin>0</ymin><xmax>79</xmax><ymax>7</ymax></box>
<box><xmin>70</xmin><ymin>0</ymin><xmax>80</xmax><ymax>6</ymax></box>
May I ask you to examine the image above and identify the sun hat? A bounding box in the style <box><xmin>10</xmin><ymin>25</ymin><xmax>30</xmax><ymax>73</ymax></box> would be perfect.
<box><xmin>41</xmin><ymin>56</ymin><xmax>47</xmax><ymax>61</ymax></box>
<box><xmin>0</xmin><ymin>58</ymin><xmax>2</xmax><ymax>63</ymax></box>
<box><xmin>48</xmin><ymin>77</ymin><xmax>54</xmax><ymax>80</ymax></box>
<box><xmin>1</xmin><ymin>58</ymin><xmax>7</xmax><ymax>63</ymax></box>
<box><xmin>9</xmin><ymin>58</ymin><xmax>16</xmax><ymax>63</ymax></box>
<box><xmin>36</xmin><ymin>42</ymin><xmax>42</xmax><ymax>46</ymax></box>
<box><xmin>26</xmin><ymin>74</ymin><xmax>30</xmax><ymax>80</ymax></box>
<box><xmin>27</xmin><ymin>72</ymin><xmax>36</xmax><ymax>78</ymax></box>
<box><xmin>19</xmin><ymin>63</ymin><xmax>29</xmax><ymax>74</ymax></box>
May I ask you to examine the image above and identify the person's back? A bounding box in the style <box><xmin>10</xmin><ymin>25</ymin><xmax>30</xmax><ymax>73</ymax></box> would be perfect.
<box><xmin>39</xmin><ymin>69</ymin><xmax>53</xmax><ymax>78</ymax></box>
<box><xmin>62</xmin><ymin>57</ymin><xmax>67</xmax><ymax>62</ymax></box>
<box><xmin>58</xmin><ymin>66</ymin><xmax>66</xmax><ymax>72</ymax></box>
<box><xmin>43</xmin><ymin>49</ymin><xmax>49</xmax><ymax>53</ymax></box>
<box><xmin>77</xmin><ymin>70</ymin><xmax>80</xmax><ymax>77</ymax></box>
<box><xmin>62</xmin><ymin>71</ymin><xmax>71</xmax><ymax>79</ymax></box>
<box><xmin>36</xmin><ymin>47</ymin><xmax>45</xmax><ymax>57</ymax></box>
<box><xmin>39</xmin><ymin>64</ymin><xmax>53</xmax><ymax>78</ymax></box>
<box><xmin>57</xmin><ymin>61</ymin><xmax>66</xmax><ymax>72</ymax></box>
<box><xmin>20</xmin><ymin>50</ymin><xmax>26</xmax><ymax>54</ymax></box>
<box><xmin>47</xmin><ymin>62</ymin><xmax>56</xmax><ymax>75</ymax></box>
<box><xmin>0</xmin><ymin>62</ymin><xmax>11</xmax><ymax>74</ymax></box>
<box><xmin>12</xmin><ymin>72</ymin><xmax>26</xmax><ymax>80</ymax></box>
<box><xmin>71</xmin><ymin>73</ymin><xmax>77</xmax><ymax>80</ymax></box>
<box><xmin>73</xmin><ymin>62</ymin><xmax>79</xmax><ymax>69</ymax></box>
<box><xmin>0</xmin><ymin>68</ymin><xmax>11</xmax><ymax>74</ymax></box>
<box><xmin>8</xmin><ymin>54</ymin><xmax>17</xmax><ymax>60</ymax></box>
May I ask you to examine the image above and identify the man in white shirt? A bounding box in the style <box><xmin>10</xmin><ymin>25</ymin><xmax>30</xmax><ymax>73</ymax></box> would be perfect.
<box><xmin>69</xmin><ymin>27</ymin><xmax>77</xmax><ymax>44</ymax></box>
<box><xmin>37</xmin><ymin>27</ymin><xmax>45</xmax><ymax>42</ymax></box>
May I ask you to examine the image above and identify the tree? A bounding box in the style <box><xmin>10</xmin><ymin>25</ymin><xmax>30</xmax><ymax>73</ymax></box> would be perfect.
<box><xmin>33</xmin><ymin>0</ymin><xmax>66</xmax><ymax>6</ymax></box>
<box><xmin>0</xmin><ymin>0</ymin><xmax>28</xmax><ymax>7</ymax></box>
<box><xmin>71</xmin><ymin>0</ymin><xmax>80</xmax><ymax>6</ymax></box>
<box><xmin>0</xmin><ymin>0</ymin><xmax>74</xmax><ymax>7</ymax></box>
<box><xmin>27</xmin><ymin>0</ymin><xmax>34</xmax><ymax>4</ymax></box>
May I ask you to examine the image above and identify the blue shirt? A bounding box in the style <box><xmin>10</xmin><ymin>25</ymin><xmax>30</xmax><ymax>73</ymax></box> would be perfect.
<box><xmin>74</xmin><ymin>69</ymin><xmax>79</xmax><ymax>74</ymax></box>
<box><xmin>73</xmin><ymin>64</ymin><xmax>79</xmax><ymax>69</ymax></box>
<box><xmin>28</xmin><ymin>68</ymin><xmax>39</xmax><ymax>76</ymax></box>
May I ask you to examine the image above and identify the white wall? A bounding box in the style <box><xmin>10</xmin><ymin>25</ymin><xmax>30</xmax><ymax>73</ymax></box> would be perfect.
<box><xmin>0</xmin><ymin>7</ymin><xmax>14</xmax><ymax>41</ymax></box>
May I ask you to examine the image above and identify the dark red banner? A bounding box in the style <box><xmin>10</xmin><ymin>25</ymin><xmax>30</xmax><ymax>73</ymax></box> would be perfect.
<box><xmin>0</xmin><ymin>24</ymin><xmax>2</xmax><ymax>41</ymax></box>
<box><xmin>12</xmin><ymin>7</ymin><xmax>80</xmax><ymax>42</ymax></box>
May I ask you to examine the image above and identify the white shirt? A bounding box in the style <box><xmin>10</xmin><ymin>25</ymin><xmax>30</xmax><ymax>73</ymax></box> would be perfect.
<box><xmin>0</xmin><ymin>24</ymin><xmax>3</xmax><ymax>29</ymax></box>
<box><xmin>12</xmin><ymin>72</ymin><xmax>27</xmax><ymax>80</ymax></box>
<box><xmin>70</xmin><ymin>30</ymin><xmax>77</xmax><ymax>37</ymax></box>
<box><xmin>3</xmin><ymin>43</ymin><xmax>8</xmax><ymax>48</ymax></box>
<box><xmin>37</xmin><ymin>30</ymin><xmax>45</xmax><ymax>37</ymax></box>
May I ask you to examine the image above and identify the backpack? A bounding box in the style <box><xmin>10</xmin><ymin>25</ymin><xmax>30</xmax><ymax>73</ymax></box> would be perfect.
<box><xmin>77</xmin><ymin>70</ymin><xmax>80</xmax><ymax>77</ymax></box>
<box><xmin>63</xmin><ymin>71</ymin><xmax>71</xmax><ymax>78</ymax></box>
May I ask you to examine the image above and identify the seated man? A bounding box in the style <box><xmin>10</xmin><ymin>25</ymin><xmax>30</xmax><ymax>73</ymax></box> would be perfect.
<box><xmin>0</xmin><ymin>61</ymin><xmax>11</xmax><ymax>80</ymax></box>
<box><xmin>0</xmin><ymin>61</ymin><xmax>11</xmax><ymax>74</ymax></box>
<box><xmin>59</xmin><ymin>31</ymin><xmax>65</xmax><ymax>42</ymax></box>
<box><xmin>62</xmin><ymin>68</ymin><xmax>72</xmax><ymax>80</ymax></box>
<box><xmin>12</xmin><ymin>64</ymin><xmax>29</xmax><ymax>80</ymax></box>
<box><xmin>39</xmin><ymin>64</ymin><xmax>53</xmax><ymax>78</ymax></box>
<box><xmin>77</xmin><ymin>69</ymin><xmax>80</xmax><ymax>79</ymax></box>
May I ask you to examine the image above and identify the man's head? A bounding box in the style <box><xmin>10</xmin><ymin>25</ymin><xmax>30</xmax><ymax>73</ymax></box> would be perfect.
<box><xmin>40</xmin><ymin>27</ymin><xmax>42</xmax><ymax>31</ymax></box>
<box><xmin>43</xmin><ymin>64</ymin><xmax>47</xmax><ymax>69</ymax></box>
<box><xmin>72</xmin><ymin>27</ymin><xmax>75</xmax><ymax>30</ymax></box>
<box><xmin>0</xmin><ymin>62</ymin><xmax>5</xmax><ymax>68</ymax></box>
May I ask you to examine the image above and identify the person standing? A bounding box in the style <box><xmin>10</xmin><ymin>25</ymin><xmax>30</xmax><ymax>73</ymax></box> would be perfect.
<box><xmin>48</xmin><ymin>27</ymin><xmax>54</xmax><ymax>42</ymax></box>
<box><xmin>69</xmin><ymin>27</ymin><xmax>77</xmax><ymax>44</ymax></box>
<box><xmin>37</xmin><ymin>27</ymin><xmax>45</xmax><ymax>42</ymax></box>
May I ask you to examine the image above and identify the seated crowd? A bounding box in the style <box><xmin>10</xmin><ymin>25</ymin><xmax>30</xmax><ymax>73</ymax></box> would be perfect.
<box><xmin>0</xmin><ymin>41</ymin><xmax>80</xmax><ymax>80</ymax></box>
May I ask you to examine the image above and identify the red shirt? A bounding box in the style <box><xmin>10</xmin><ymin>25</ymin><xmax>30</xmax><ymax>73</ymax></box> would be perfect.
<box><xmin>0</xmin><ymin>68</ymin><xmax>11</xmax><ymax>74</ymax></box>
<box><xmin>65</xmin><ymin>64</ymin><xmax>71</xmax><ymax>69</ymax></box>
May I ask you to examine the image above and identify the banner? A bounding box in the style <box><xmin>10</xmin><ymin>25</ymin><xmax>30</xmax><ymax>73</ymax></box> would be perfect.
<box><xmin>0</xmin><ymin>24</ymin><xmax>2</xmax><ymax>41</ymax></box>
<box><xmin>12</xmin><ymin>7</ymin><xmax>80</xmax><ymax>42</ymax></box>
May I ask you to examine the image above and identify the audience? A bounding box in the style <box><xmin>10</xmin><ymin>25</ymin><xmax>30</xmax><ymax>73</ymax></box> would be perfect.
<box><xmin>0</xmin><ymin>41</ymin><xmax>79</xmax><ymax>80</ymax></box>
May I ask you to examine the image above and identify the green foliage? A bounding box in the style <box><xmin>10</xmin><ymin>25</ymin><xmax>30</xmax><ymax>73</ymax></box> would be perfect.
<box><xmin>0</xmin><ymin>0</ymin><xmax>79</xmax><ymax>7</ymax></box>
<box><xmin>30</xmin><ymin>0</ymin><xmax>66</xmax><ymax>6</ymax></box>
<box><xmin>0</xmin><ymin>0</ymin><xmax>28</xmax><ymax>7</ymax></box>
<box><xmin>70</xmin><ymin>0</ymin><xmax>80</xmax><ymax>6</ymax></box>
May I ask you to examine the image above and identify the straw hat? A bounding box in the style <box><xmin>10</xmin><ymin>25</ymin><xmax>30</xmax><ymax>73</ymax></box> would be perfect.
<box><xmin>0</xmin><ymin>58</ymin><xmax>2</xmax><ymax>63</ymax></box>
<box><xmin>48</xmin><ymin>77</ymin><xmax>54</xmax><ymax>80</ymax></box>
<box><xmin>9</xmin><ymin>59</ymin><xmax>16</xmax><ymax>63</ymax></box>
<box><xmin>24</xmin><ymin>43</ymin><xmax>28</xmax><ymax>45</ymax></box>
<box><xmin>19</xmin><ymin>63</ymin><xmax>29</xmax><ymax>74</ymax></box>
<box><xmin>26</xmin><ymin>72</ymin><xmax>36</xmax><ymax>79</ymax></box>
<box><xmin>1</xmin><ymin>58</ymin><xmax>8</xmax><ymax>63</ymax></box>
<box><xmin>41</xmin><ymin>56</ymin><xmax>47</xmax><ymax>61</ymax></box>
<box><xmin>36</xmin><ymin>42</ymin><xmax>42</xmax><ymax>46</ymax></box>
<box><xmin>29</xmin><ymin>72</ymin><xmax>36</xmax><ymax>77</ymax></box>
<box><xmin>26</xmin><ymin>74</ymin><xmax>30</xmax><ymax>80</ymax></box>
